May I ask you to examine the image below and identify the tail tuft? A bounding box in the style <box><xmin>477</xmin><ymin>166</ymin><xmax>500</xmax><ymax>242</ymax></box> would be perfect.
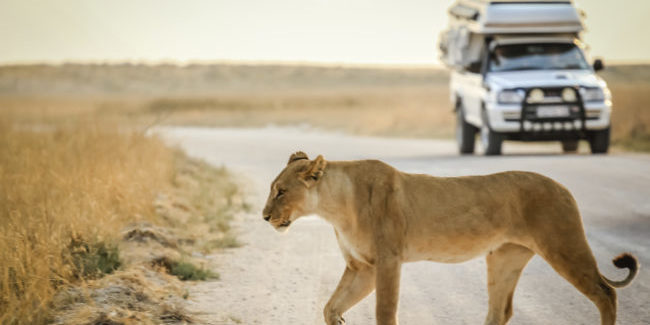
<box><xmin>604</xmin><ymin>253</ymin><xmax>639</xmax><ymax>288</ymax></box>
<box><xmin>613</xmin><ymin>253</ymin><xmax>637</xmax><ymax>272</ymax></box>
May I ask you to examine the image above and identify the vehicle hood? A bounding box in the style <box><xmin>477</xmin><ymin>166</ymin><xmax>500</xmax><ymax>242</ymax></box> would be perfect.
<box><xmin>486</xmin><ymin>70</ymin><xmax>607</xmax><ymax>89</ymax></box>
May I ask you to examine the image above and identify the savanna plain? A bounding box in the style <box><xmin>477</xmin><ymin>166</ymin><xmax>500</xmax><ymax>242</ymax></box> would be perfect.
<box><xmin>1</xmin><ymin>64</ymin><xmax>649</xmax><ymax>324</ymax></box>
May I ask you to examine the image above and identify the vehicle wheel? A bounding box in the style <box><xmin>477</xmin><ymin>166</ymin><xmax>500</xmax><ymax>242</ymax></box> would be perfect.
<box><xmin>589</xmin><ymin>128</ymin><xmax>610</xmax><ymax>154</ymax></box>
<box><xmin>481</xmin><ymin>110</ymin><xmax>503</xmax><ymax>156</ymax></box>
<box><xmin>456</xmin><ymin>106</ymin><xmax>477</xmax><ymax>154</ymax></box>
<box><xmin>562</xmin><ymin>140</ymin><xmax>579</xmax><ymax>153</ymax></box>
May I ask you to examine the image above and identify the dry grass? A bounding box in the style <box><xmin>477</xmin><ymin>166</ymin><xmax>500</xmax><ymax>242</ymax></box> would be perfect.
<box><xmin>0</xmin><ymin>108</ymin><xmax>246</xmax><ymax>324</ymax></box>
<box><xmin>157</xmin><ymin>152</ymin><xmax>247</xmax><ymax>252</ymax></box>
<box><xmin>45</xmin><ymin>148</ymin><xmax>246</xmax><ymax>324</ymax></box>
<box><xmin>0</xmin><ymin>118</ymin><xmax>175</xmax><ymax>324</ymax></box>
<box><xmin>139</xmin><ymin>86</ymin><xmax>453</xmax><ymax>138</ymax></box>
<box><xmin>609</xmin><ymin>85</ymin><xmax>650</xmax><ymax>151</ymax></box>
<box><xmin>0</xmin><ymin>87</ymin><xmax>453</xmax><ymax>139</ymax></box>
<box><xmin>0</xmin><ymin>63</ymin><xmax>648</xmax><ymax>150</ymax></box>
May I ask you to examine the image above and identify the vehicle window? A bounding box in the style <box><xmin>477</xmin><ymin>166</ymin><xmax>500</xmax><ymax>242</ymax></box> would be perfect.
<box><xmin>488</xmin><ymin>43</ymin><xmax>590</xmax><ymax>72</ymax></box>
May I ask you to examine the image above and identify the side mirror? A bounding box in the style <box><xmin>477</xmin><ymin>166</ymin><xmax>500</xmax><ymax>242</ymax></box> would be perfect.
<box><xmin>593</xmin><ymin>58</ymin><xmax>604</xmax><ymax>72</ymax></box>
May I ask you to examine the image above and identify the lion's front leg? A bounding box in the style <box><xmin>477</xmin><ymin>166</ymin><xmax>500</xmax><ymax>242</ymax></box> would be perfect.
<box><xmin>324</xmin><ymin>264</ymin><xmax>376</xmax><ymax>325</ymax></box>
<box><xmin>375</xmin><ymin>256</ymin><xmax>401</xmax><ymax>325</ymax></box>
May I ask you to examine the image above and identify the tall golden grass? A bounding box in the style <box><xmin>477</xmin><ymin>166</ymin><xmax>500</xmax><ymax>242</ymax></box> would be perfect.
<box><xmin>0</xmin><ymin>119</ymin><xmax>174</xmax><ymax>324</ymax></box>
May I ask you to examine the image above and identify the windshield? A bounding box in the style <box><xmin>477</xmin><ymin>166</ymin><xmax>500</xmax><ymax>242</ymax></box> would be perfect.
<box><xmin>488</xmin><ymin>43</ymin><xmax>590</xmax><ymax>72</ymax></box>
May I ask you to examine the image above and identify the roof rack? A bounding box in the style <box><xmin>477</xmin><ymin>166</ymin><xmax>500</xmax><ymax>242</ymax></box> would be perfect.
<box><xmin>448</xmin><ymin>0</ymin><xmax>583</xmax><ymax>34</ymax></box>
<box><xmin>440</xmin><ymin>0</ymin><xmax>585</xmax><ymax>69</ymax></box>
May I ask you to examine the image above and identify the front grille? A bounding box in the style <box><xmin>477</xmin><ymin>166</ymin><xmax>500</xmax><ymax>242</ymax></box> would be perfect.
<box><xmin>519</xmin><ymin>87</ymin><xmax>586</xmax><ymax>137</ymax></box>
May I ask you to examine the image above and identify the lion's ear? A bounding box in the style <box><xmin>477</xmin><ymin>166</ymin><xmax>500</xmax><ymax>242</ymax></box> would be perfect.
<box><xmin>301</xmin><ymin>155</ymin><xmax>326</xmax><ymax>185</ymax></box>
<box><xmin>288</xmin><ymin>151</ymin><xmax>309</xmax><ymax>165</ymax></box>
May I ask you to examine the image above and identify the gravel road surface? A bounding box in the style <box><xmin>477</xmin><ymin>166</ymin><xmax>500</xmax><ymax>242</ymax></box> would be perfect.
<box><xmin>157</xmin><ymin>126</ymin><xmax>649</xmax><ymax>325</ymax></box>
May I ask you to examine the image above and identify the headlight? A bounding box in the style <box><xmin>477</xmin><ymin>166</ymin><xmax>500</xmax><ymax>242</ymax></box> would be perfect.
<box><xmin>580</xmin><ymin>87</ymin><xmax>605</xmax><ymax>102</ymax></box>
<box><xmin>497</xmin><ymin>89</ymin><xmax>525</xmax><ymax>104</ymax></box>
<box><xmin>562</xmin><ymin>88</ymin><xmax>577</xmax><ymax>102</ymax></box>
<box><xmin>527</xmin><ymin>88</ymin><xmax>545</xmax><ymax>103</ymax></box>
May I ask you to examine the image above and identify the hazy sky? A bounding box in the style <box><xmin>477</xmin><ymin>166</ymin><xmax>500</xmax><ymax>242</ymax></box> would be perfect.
<box><xmin>0</xmin><ymin>0</ymin><xmax>648</xmax><ymax>65</ymax></box>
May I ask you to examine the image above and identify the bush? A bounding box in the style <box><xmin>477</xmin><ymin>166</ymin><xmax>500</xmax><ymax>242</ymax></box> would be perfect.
<box><xmin>69</xmin><ymin>239</ymin><xmax>122</xmax><ymax>278</ymax></box>
<box><xmin>170</xmin><ymin>261</ymin><xmax>218</xmax><ymax>281</ymax></box>
<box><xmin>152</xmin><ymin>257</ymin><xmax>218</xmax><ymax>281</ymax></box>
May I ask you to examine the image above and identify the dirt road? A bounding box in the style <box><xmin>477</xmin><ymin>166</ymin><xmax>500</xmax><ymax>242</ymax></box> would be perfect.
<box><xmin>158</xmin><ymin>126</ymin><xmax>649</xmax><ymax>325</ymax></box>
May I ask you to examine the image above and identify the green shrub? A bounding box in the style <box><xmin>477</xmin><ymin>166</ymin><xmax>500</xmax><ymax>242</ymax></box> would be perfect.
<box><xmin>70</xmin><ymin>239</ymin><xmax>121</xmax><ymax>278</ymax></box>
<box><xmin>170</xmin><ymin>261</ymin><xmax>218</xmax><ymax>281</ymax></box>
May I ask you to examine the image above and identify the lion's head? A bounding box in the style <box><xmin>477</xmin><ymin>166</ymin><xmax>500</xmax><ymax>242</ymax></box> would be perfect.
<box><xmin>262</xmin><ymin>151</ymin><xmax>326</xmax><ymax>232</ymax></box>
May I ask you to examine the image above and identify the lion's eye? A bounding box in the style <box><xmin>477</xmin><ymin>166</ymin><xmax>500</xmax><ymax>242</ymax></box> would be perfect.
<box><xmin>275</xmin><ymin>189</ymin><xmax>286</xmax><ymax>199</ymax></box>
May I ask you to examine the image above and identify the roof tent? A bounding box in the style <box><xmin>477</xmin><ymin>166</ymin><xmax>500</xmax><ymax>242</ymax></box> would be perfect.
<box><xmin>440</xmin><ymin>0</ymin><xmax>585</xmax><ymax>68</ymax></box>
<box><xmin>448</xmin><ymin>0</ymin><xmax>584</xmax><ymax>34</ymax></box>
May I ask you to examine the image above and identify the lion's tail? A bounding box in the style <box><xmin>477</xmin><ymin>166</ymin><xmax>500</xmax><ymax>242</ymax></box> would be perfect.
<box><xmin>602</xmin><ymin>253</ymin><xmax>639</xmax><ymax>288</ymax></box>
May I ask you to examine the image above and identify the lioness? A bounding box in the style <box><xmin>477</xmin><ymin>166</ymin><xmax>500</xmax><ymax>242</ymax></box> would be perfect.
<box><xmin>262</xmin><ymin>152</ymin><xmax>638</xmax><ymax>325</ymax></box>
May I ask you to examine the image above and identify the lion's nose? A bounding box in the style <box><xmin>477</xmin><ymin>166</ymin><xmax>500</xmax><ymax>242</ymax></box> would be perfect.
<box><xmin>264</xmin><ymin>215</ymin><xmax>271</xmax><ymax>221</ymax></box>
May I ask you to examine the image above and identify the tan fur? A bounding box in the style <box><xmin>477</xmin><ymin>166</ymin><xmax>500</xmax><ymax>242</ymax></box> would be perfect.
<box><xmin>262</xmin><ymin>152</ymin><xmax>639</xmax><ymax>325</ymax></box>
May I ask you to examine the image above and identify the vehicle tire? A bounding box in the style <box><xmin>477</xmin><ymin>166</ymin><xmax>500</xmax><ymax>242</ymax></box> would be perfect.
<box><xmin>589</xmin><ymin>128</ymin><xmax>610</xmax><ymax>154</ymax></box>
<box><xmin>480</xmin><ymin>110</ymin><xmax>503</xmax><ymax>156</ymax></box>
<box><xmin>456</xmin><ymin>105</ymin><xmax>477</xmax><ymax>154</ymax></box>
<box><xmin>562</xmin><ymin>140</ymin><xmax>579</xmax><ymax>153</ymax></box>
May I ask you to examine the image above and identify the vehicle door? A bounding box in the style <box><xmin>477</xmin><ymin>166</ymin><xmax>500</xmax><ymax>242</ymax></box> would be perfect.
<box><xmin>458</xmin><ymin>68</ymin><xmax>484</xmax><ymax>126</ymax></box>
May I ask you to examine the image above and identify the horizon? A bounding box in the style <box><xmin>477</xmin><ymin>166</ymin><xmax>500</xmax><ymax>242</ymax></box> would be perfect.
<box><xmin>2</xmin><ymin>58</ymin><xmax>650</xmax><ymax>69</ymax></box>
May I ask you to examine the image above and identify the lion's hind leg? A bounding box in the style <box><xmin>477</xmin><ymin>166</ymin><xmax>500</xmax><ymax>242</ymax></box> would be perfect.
<box><xmin>484</xmin><ymin>243</ymin><xmax>535</xmax><ymax>325</ymax></box>
<box><xmin>536</xmin><ymin>240</ymin><xmax>617</xmax><ymax>325</ymax></box>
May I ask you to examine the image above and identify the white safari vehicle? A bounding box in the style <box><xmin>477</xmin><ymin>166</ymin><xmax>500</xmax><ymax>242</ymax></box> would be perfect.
<box><xmin>439</xmin><ymin>0</ymin><xmax>612</xmax><ymax>155</ymax></box>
